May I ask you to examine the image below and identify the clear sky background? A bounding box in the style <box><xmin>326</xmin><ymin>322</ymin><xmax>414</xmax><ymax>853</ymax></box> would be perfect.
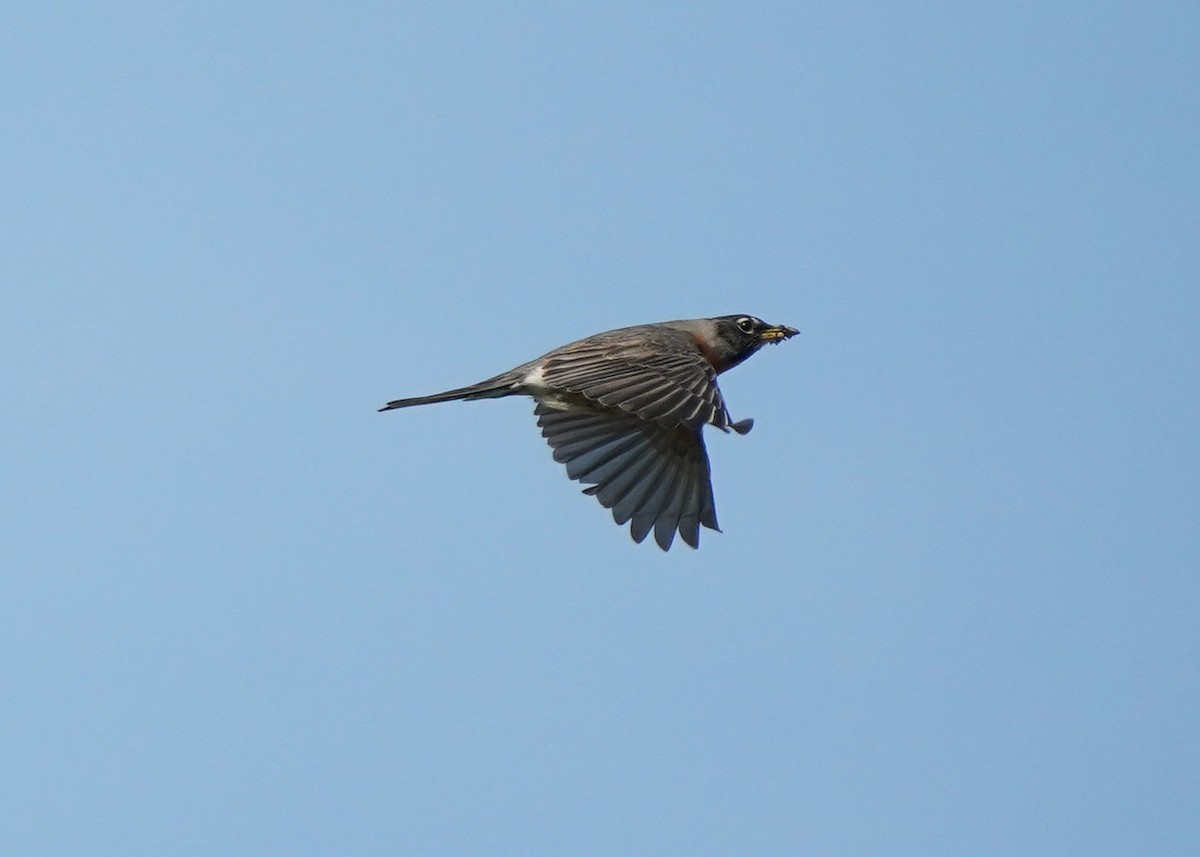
<box><xmin>3</xmin><ymin>3</ymin><xmax>1198</xmax><ymax>855</ymax></box>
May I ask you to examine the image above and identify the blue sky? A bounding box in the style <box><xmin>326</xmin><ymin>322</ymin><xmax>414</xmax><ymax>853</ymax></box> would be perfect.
<box><xmin>3</xmin><ymin>2</ymin><xmax>1198</xmax><ymax>854</ymax></box>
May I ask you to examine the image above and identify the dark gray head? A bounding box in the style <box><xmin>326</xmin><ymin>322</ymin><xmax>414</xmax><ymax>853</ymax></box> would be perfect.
<box><xmin>686</xmin><ymin>314</ymin><xmax>800</xmax><ymax>373</ymax></box>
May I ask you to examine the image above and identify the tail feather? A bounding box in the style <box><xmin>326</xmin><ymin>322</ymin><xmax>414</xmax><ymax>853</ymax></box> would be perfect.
<box><xmin>379</xmin><ymin>381</ymin><xmax>514</xmax><ymax>412</ymax></box>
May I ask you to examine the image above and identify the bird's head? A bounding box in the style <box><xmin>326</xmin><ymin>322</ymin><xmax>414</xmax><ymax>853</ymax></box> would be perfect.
<box><xmin>702</xmin><ymin>314</ymin><xmax>800</xmax><ymax>372</ymax></box>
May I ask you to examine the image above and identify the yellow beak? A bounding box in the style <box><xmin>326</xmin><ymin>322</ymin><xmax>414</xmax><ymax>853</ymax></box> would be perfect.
<box><xmin>759</xmin><ymin>324</ymin><xmax>800</xmax><ymax>342</ymax></box>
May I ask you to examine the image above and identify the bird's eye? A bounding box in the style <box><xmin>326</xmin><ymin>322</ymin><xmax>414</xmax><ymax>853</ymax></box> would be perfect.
<box><xmin>736</xmin><ymin>317</ymin><xmax>756</xmax><ymax>334</ymax></box>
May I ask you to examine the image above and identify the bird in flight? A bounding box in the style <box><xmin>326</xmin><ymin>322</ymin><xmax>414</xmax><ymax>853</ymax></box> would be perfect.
<box><xmin>381</xmin><ymin>314</ymin><xmax>799</xmax><ymax>550</ymax></box>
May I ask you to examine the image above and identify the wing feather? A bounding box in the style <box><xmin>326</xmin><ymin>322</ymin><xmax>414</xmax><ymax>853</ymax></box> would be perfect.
<box><xmin>538</xmin><ymin>333</ymin><xmax>729</xmax><ymax>429</ymax></box>
<box><xmin>535</xmin><ymin>401</ymin><xmax>719</xmax><ymax>549</ymax></box>
<box><xmin>651</xmin><ymin>455</ymin><xmax>689</xmax><ymax>551</ymax></box>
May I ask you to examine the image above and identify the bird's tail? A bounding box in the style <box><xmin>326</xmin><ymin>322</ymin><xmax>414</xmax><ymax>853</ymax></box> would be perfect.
<box><xmin>378</xmin><ymin>378</ymin><xmax>516</xmax><ymax>412</ymax></box>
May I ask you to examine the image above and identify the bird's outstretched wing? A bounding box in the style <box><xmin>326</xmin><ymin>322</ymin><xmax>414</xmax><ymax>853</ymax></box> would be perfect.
<box><xmin>535</xmin><ymin>400</ymin><xmax>719</xmax><ymax>550</ymax></box>
<box><xmin>537</xmin><ymin>328</ymin><xmax>736</xmax><ymax>431</ymax></box>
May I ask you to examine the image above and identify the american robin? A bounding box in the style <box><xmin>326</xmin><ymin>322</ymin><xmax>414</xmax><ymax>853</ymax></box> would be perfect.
<box><xmin>380</xmin><ymin>314</ymin><xmax>799</xmax><ymax>550</ymax></box>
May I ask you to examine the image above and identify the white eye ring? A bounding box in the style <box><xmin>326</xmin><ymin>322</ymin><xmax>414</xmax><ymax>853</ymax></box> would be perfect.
<box><xmin>736</xmin><ymin>317</ymin><xmax>756</xmax><ymax>334</ymax></box>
